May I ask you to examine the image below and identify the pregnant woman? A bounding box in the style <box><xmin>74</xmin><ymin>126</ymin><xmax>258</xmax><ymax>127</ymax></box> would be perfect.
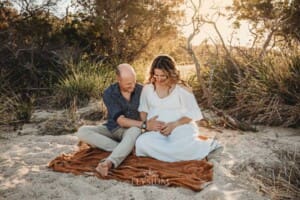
<box><xmin>135</xmin><ymin>54</ymin><xmax>220</xmax><ymax>162</ymax></box>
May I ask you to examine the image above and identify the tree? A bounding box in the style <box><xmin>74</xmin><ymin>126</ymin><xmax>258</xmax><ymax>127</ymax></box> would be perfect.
<box><xmin>231</xmin><ymin>0</ymin><xmax>300</xmax><ymax>57</ymax></box>
<box><xmin>181</xmin><ymin>0</ymin><xmax>256</xmax><ymax>131</ymax></box>
<box><xmin>74</xmin><ymin>0</ymin><xmax>185</xmax><ymax>62</ymax></box>
<box><xmin>0</xmin><ymin>0</ymin><xmax>67</xmax><ymax>95</ymax></box>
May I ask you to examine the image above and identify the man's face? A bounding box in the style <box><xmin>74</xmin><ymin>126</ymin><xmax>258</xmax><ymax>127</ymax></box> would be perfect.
<box><xmin>118</xmin><ymin>75</ymin><xmax>136</xmax><ymax>93</ymax></box>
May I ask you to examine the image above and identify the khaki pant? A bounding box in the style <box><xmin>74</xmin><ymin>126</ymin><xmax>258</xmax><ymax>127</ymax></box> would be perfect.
<box><xmin>75</xmin><ymin>125</ymin><xmax>141</xmax><ymax>168</ymax></box>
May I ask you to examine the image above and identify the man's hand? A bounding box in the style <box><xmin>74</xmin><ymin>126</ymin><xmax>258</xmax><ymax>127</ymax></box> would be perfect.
<box><xmin>146</xmin><ymin>116</ymin><xmax>165</xmax><ymax>131</ymax></box>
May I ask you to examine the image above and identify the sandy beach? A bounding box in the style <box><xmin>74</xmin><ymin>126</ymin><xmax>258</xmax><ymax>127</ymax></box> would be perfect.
<box><xmin>0</xmin><ymin>107</ymin><xmax>299</xmax><ymax>200</ymax></box>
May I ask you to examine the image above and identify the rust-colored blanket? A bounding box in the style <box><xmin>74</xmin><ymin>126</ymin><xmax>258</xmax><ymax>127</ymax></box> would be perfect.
<box><xmin>48</xmin><ymin>143</ymin><xmax>213</xmax><ymax>191</ymax></box>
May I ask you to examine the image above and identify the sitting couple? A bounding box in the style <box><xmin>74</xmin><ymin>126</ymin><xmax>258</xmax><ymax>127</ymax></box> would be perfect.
<box><xmin>75</xmin><ymin>54</ymin><xmax>220</xmax><ymax>177</ymax></box>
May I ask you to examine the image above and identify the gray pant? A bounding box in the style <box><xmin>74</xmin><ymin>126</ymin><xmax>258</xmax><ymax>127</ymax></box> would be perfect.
<box><xmin>75</xmin><ymin>125</ymin><xmax>141</xmax><ymax>168</ymax></box>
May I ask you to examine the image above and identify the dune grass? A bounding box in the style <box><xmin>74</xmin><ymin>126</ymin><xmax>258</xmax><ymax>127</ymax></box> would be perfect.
<box><xmin>0</xmin><ymin>92</ymin><xmax>34</xmax><ymax>125</ymax></box>
<box><xmin>193</xmin><ymin>49</ymin><xmax>300</xmax><ymax>127</ymax></box>
<box><xmin>253</xmin><ymin>149</ymin><xmax>300</xmax><ymax>200</ymax></box>
<box><xmin>54</xmin><ymin>60</ymin><xmax>115</xmax><ymax>108</ymax></box>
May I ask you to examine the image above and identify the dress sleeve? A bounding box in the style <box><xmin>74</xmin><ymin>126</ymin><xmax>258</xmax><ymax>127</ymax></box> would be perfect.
<box><xmin>138</xmin><ymin>84</ymin><xmax>150</xmax><ymax>113</ymax></box>
<box><xmin>178</xmin><ymin>86</ymin><xmax>203</xmax><ymax>121</ymax></box>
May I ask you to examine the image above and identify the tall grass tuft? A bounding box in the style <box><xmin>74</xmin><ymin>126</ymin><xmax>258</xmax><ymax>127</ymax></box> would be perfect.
<box><xmin>252</xmin><ymin>149</ymin><xmax>300</xmax><ymax>200</ymax></box>
<box><xmin>0</xmin><ymin>93</ymin><xmax>34</xmax><ymax>125</ymax></box>
<box><xmin>205</xmin><ymin>58</ymin><xmax>239</xmax><ymax>109</ymax></box>
<box><xmin>232</xmin><ymin>53</ymin><xmax>300</xmax><ymax>127</ymax></box>
<box><xmin>197</xmin><ymin>49</ymin><xmax>300</xmax><ymax>127</ymax></box>
<box><xmin>54</xmin><ymin>60</ymin><xmax>115</xmax><ymax>108</ymax></box>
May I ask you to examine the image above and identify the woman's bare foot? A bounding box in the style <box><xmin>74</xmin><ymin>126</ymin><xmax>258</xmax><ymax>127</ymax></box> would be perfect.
<box><xmin>96</xmin><ymin>160</ymin><xmax>113</xmax><ymax>177</ymax></box>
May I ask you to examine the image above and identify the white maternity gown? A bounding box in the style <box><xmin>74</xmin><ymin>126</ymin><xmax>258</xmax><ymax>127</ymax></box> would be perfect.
<box><xmin>135</xmin><ymin>84</ymin><xmax>220</xmax><ymax>162</ymax></box>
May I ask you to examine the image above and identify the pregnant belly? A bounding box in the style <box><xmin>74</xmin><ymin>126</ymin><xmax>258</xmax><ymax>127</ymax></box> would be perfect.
<box><xmin>147</xmin><ymin>108</ymin><xmax>182</xmax><ymax>123</ymax></box>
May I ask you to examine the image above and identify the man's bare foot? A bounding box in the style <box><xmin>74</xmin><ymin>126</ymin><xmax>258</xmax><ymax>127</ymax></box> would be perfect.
<box><xmin>96</xmin><ymin>160</ymin><xmax>113</xmax><ymax>177</ymax></box>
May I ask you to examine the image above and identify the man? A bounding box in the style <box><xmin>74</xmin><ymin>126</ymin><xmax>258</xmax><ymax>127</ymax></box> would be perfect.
<box><xmin>76</xmin><ymin>63</ymin><xmax>164</xmax><ymax>177</ymax></box>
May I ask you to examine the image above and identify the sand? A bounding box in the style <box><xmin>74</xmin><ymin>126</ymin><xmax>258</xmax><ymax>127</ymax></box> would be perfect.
<box><xmin>0</xmin><ymin>108</ymin><xmax>299</xmax><ymax>200</ymax></box>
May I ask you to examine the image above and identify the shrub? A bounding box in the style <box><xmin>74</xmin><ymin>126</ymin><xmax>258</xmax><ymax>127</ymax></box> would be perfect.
<box><xmin>196</xmin><ymin>49</ymin><xmax>300</xmax><ymax>127</ymax></box>
<box><xmin>54</xmin><ymin>60</ymin><xmax>114</xmax><ymax>108</ymax></box>
<box><xmin>0</xmin><ymin>93</ymin><xmax>34</xmax><ymax>125</ymax></box>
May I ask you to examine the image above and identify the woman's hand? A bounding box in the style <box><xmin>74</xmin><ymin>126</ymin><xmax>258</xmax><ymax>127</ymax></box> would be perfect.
<box><xmin>146</xmin><ymin>116</ymin><xmax>165</xmax><ymax>131</ymax></box>
<box><xmin>160</xmin><ymin>122</ymin><xmax>178</xmax><ymax>136</ymax></box>
<box><xmin>160</xmin><ymin>117</ymin><xmax>191</xmax><ymax>136</ymax></box>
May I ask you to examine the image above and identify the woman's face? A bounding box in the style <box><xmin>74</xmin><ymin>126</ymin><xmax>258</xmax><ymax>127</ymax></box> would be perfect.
<box><xmin>153</xmin><ymin>69</ymin><xmax>168</xmax><ymax>85</ymax></box>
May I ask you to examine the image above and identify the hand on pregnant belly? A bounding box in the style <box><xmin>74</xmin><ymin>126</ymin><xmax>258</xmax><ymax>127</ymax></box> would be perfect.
<box><xmin>160</xmin><ymin>121</ymin><xmax>177</xmax><ymax>136</ymax></box>
<box><xmin>147</xmin><ymin>116</ymin><xmax>165</xmax><ymax>131</ymax></box>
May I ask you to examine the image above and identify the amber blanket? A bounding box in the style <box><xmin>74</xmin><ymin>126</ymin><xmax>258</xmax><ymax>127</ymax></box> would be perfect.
<box><xmin>48</xmin><ymin>143</ymin><xmax>213</xmax><ymax>191</ymax></box>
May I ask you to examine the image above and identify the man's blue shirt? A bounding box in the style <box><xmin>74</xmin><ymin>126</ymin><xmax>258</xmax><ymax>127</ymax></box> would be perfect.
<box><xmin>103</xmin><ymin>83</ymin><xmax>143</xmax><ymax>132</ymax></box>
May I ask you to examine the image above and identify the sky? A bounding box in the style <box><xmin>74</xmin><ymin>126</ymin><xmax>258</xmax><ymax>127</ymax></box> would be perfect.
<box><xmin>181</xmin><ymin>0</ymin><xmax>253</xmax><ymax>47</ymax></box>
<box><xmin>54</xmin><ymin>0</ymin><xmax>73</xmax><ymax>17</ymax></box>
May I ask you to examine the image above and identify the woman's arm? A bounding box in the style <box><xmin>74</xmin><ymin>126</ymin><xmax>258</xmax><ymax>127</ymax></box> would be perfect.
<box><xmin>160</xmin><ymin>117</ymin><xmax>191</xmax><ymax>136</ymax></box>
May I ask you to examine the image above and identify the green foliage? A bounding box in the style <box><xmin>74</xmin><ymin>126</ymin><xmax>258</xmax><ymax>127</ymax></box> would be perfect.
<box><xmin>132</xmin><ymin>59</ymin><xmax>150</xmax><ymax>84</ymax></box>
<box><xmin>0</xmin><ymin>0</ymin><xmax>185</xmax><ymax>98</ymax></box>
<box><xmin>207</xmin><ymin>58</ymin><xmax>239</xmax><ymax>109</ymax></box>
<box><xmin>231</xmin><ymin>0</ymin><xmax>300</xmax><ymax>43</ymax></box>
<box><xmin>0</xmin><ymin>93</ymin><xmax>34</xmax><ymax>125</ymax></box>
<box><xmin>198</xmin><ymin>47</ymin><xmax>300</xmax><ymax>127</ymax></box>
<box><xmin>0</xmin><ymin>0</ymin><xmax>185</xmax><ymax>125</ymax></box>
<box><xmin>0</xmin><ymin>3</ymin><xmax>68</xmax><ymax>97</ymax></box>
<box><xmin>286</xmin><ymin>56</ymin><xmax>300</xmax><ymax>103</ymax></box>
<box><xmin>54</xmin><ymin>61</ymin><xmax>114</xmax><ymax>108</ymax></box>
<box><xmin>90</xmin><ymin>0</ymin><xmax>184</xmax><ymax>62</ymax></box>
<box><xmin>1</xmin><ymin>0</ymin><xmax>299</xmax><ymax>128</ymax></box>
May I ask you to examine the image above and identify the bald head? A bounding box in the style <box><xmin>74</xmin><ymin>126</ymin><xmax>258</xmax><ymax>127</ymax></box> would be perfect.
<box><xmin>116</xmin><ymin>63</ymin><xmax>136</xmax><ymax>79</ymax></box>
<box><xmin>116</xmin><ymin>63</ymin><xmax>136</xmax><ymax>93</ymax></box>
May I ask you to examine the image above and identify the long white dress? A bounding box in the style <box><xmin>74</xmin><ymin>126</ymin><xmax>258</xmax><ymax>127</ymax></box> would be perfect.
<box><xmin>135</xmin><ymin>84</ymin><xmax>220</xmax><ymax>162</ymax></box>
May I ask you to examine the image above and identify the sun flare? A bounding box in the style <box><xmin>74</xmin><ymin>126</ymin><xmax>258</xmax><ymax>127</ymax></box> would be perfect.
<box><xmin>181</xmin><ymin>0</ymin><xmax>253</xmax><ymax>47</ymax></box>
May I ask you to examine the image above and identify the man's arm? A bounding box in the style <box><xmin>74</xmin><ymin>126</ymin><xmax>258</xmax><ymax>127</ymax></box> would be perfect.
<box><xmin>117</xmin><ymin>112</ymin><xmax>166</xmax><ymax>131</ymax></box>
<box><xmin>116</xmin><ymin>115</ymin><xmax>143</xmax><ymax>128</ymax></box>
<box><xmin>138</xmin><ymin>111</ymin><xmax>165</xmax><ymax>131</ymax></box>
<box><xmin>140</xmin><ymin>112</ymin><xmax>147</xmax><ymax>122</ymax></box>
<box><xmin>103</xmin><ymin>88</ymin><xmax>144</xmax><ymax>128</ymax></box>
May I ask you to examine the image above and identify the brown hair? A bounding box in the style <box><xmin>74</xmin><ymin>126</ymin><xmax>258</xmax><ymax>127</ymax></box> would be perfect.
<box><xmin>147</xmin><ymin>54</ymin><xmax>188</xmax><ymax>88</ymax></box>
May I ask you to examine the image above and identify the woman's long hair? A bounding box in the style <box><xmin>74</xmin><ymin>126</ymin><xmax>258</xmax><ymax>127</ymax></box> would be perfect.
<box><xmin>147</xmin><ymin>54</ymin><xmax>188</xmax><ymax>89</ymax></box>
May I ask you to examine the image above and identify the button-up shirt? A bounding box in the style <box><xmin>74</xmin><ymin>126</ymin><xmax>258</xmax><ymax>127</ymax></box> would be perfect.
<box><xmin>103</xmin><ymin>83</ymin><xmax>143</xmax><ymax>132</ymax></box>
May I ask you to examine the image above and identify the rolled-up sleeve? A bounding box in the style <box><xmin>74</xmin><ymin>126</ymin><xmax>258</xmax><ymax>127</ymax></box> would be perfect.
<box><xmin>179</xmin><ymin>86</ymin><xmax>203</xmax><ymax>121</ymax></box>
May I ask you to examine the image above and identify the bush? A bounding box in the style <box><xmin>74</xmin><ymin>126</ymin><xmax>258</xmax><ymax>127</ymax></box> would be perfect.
<box><xmin>54</xmin><ymin>61</ymin><xmax>114</xmax><ymax>108</ymax></box>
<box><xmin>198</xmin><ymin>49</ymin><xmax>300</xmax><ymax>127</ymax></box>
<box><xmin>231</xmin><ymin>54</ymin><xmax>300</xmax><ymax>127</ymax></box>
<box><xmin>0</xmin><ymin>93</ymin><xmax>34</xmax><ymax>125</ymax></box>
